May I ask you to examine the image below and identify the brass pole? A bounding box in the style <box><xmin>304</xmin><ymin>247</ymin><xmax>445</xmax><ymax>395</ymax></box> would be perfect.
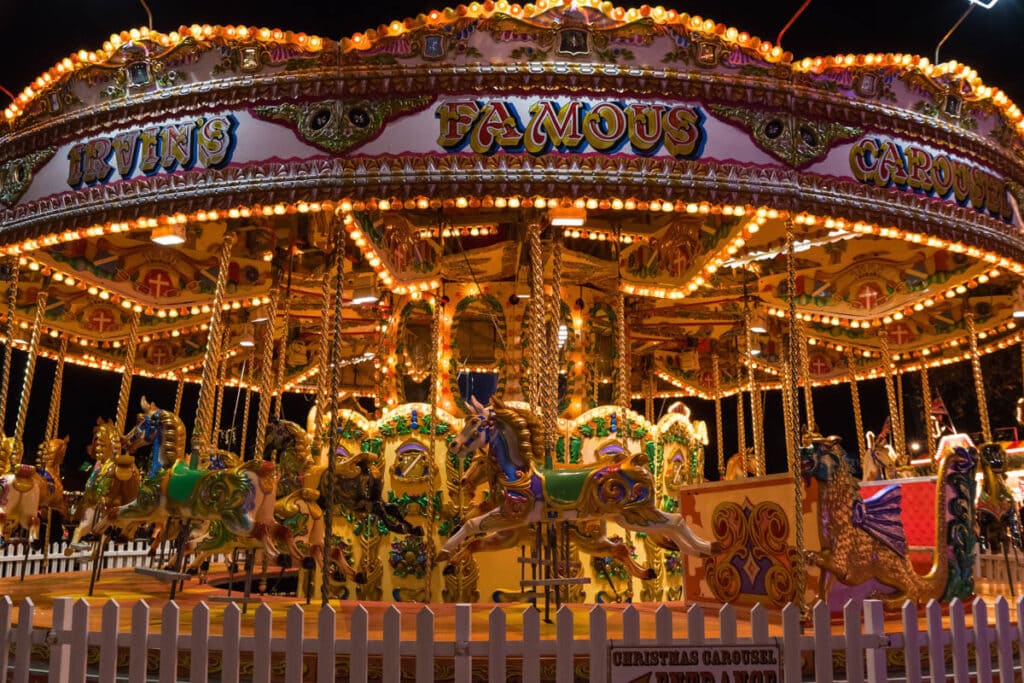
<box><xmin>712</xmin><ymin>353</ymin><xmax>725</xmax><ymax>479</ymax></box>
<box><xmin>846</xmin><ymin>351</ymin><xmax>867</xmax><ymax>460</ymax></box>
<box><xmin>783</xmin><ymin>217</ymin><xmax>805</xmax><ymax>613</ymax></box>
<box><xmin>526</xmin><ymin>218</ymin><xmax>544</xmax><ymax>410</ymax></box>
<box><xmin>254</xmin><ymin>289</ymin><xmax>279</xmax><ymax>460</ymax></box>
<box><xmin>964</xmin><ymin>309</ymin><xmax>992</xmax><ymax>442</ymax></box>
<box><xmin>878</xmin><ymin>329</ymin><xmax>906</xmax><ymax>461</ymax></box>
<box><xmin>44</xmin><ymin>336</ymin><xmax>69</xmax><ymax>441</ymax></box>
<box><xmin>13</xmin><ymin>290</ymin><xmax>47</xmax><ymax>463</ymax></box>
<box><xmin>114</xmin><ymin>310</ymin><xmax>141</xmax><ymax>433</ymax></box>
<box><xmin>797</xmin><ymin>321</ymin><xmax>816</xmax><ymax>434</ymax></box>
<box><xmin>173</xmin><ymin>374</ymin><xmax>185</xmax><ymax>415</ymax></box>
<box><xmin>0</xmin><ymin>257</ymin><xmax>20</xmax><ymax>436</ymax></box>
<box><xmin>323</xmin><ymin>223</ymin><xmax>344</xmax><ymax>606</ymax></box>
<box><xmin>736</xmin><ymin>389</ymin><xmax>746</xmax><ymax>455</ymax></box>
<box><xmin>193</xmin><ymin>232</ymin><xmax>237</xmax><ymax>459</ymax></box>
<box><xmin>239</xmin><ymin>360</ymin><xmax>253</xmax><ymax>461</ymax></box>
<box><xmin>920</xmin><ymin>365</ymin><xmax>936</xmax><ymax>457</ymax></box>
<box><xmin>744</xmin><ymin>307</ymin><xmax>765</xmax><ymax>476</ymax></box>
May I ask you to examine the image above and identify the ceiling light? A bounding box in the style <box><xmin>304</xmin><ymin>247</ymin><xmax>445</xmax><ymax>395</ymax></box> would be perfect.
<box><xmin>549</xmin><ymin>206</ymin><xmax>587</xmax><ymax>227</ymax></box>
<box><xmin>150</xmin><ymin>224</ymin><xmax>186</xmax><ymax>246</ymax></box>
<box><xmin>351</xmin><ymin>281</ymin><xmax>379</xmax><ymax>305</ymax></box>
<box><xmin>238</xmin><ymin>323</ymin><xmax>256</xmax><ymax>348</ymax></box>
<box><xmin>749</xmin><ymin>310</ymin><xmax>769</xmax><ymax>334</ymax></box>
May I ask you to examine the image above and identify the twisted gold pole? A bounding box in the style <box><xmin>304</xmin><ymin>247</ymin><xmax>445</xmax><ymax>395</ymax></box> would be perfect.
<box><xmin>797</xmin><ymin>321</ymin><xmax>816</xmax><ymax>434</ymax></box>
<box><xmin>545</xmin><ymin>236</ymin><xmax>563</xmax><ymax>454</ymax></box>
<box><xmin>14</xmin><ymin>290</ymin><xmax>47</xmax><ymax>462</ymax></box>
<box><xmin>526</xmin><ymin>219</ymin><xmax>544</xmax><ymax>410</ymax></box>
<box><xmin>173</xmin><ymin>374</ymin><xmax>185</xmax><ymax>415</ymax></box>
<box><xmin>0</xmin><ymin>256</ymin><xmax>20</xmax><ymax>435</ymax></box>
<box><xmin>780</xmin><ymin>348</ymin><xmax>797</xmax><ymax>465</ymax></box>
<box><xmin>736</xmin><ymin>389</ymin><xmax>746</xmax><ymax>455</ymax></box>
<box><xmin>323</xmin><ymin>226</ymin><xmax>344</xmax><ymax>607</ymax></box>
<box><xmin>211</xmin><ymin>328</ymin><xmax>231</xmax><ymax>449</ymax></box>
<box><xmin>964</xmin><ymin>309</ymin><xmax>992</xmax><ymax>442</ymax></box>
<box><xmin>426</xmin><ymin>291</ymin><xmax>441</xmax><ymax>599</ymax></box>
<box><xmin>254</xmin><ymin>288</ymin><xmax>280</xmax><ymax>460</ymax></box>
<box><xmin>273</xmin><ymin>303</ymin><xmax>290</xmax><ymax>421</ymax></box>
<box><xmin>44</xmin><ymin>336</ymin><xmax>69</xmax><ymax>441</ymax></box>
<box><xmin>920</xmin><ymin>365</ymin><xmax>935</xmax><ymax>458</ymax></box>
<box><xmin>783</xmin><ymin>217</ymin><xmax>805</xmax><ymax>613</ymax></box>
<box><xmin>239</xmin><ymin>360</ymin><xmax>253</xmax><ymax>461</ymax></box>
<box><xmin>114</xmin><ymin>309</ymin><xmax>141</xmax><ymax>433</ymax></box>
<box><xmin>744</xmin><ymin>307</ymin><xmax>765</xmax><ymax>475</ymax></box>
<box><xmin>615</xmin><ymin>285</ymin><xmax>630</xmax><ymax>435</ymax></box>
<box><xmin>193</xmin><ymin>232</ymin><xmax>237</xmax><ymax>458</ymax></box>
<box><xmin>846</xmin><ymin>351</ymin><xmax>866</xmax><ymax>460</ymax></box>
<box><xmin>878</xmin><ymin>329</ymin><xmax>906</xmax><ymax>461</ymax></box>
<box><xmin>712</xmin><ymin>353</ymin><xmax>725</xmax><ymax>479</ymax></box>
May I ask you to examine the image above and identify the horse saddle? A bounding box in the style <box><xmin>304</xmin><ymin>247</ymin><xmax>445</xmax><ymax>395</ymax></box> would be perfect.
<box><xmin>12</xmin><ymin>464</ymin><xmax>37</xmax><ymax>493</ymax></box>
<box><xmin>542</xmin><ymin>467</ymin><xmax>592</xmax><ymax>506</ymax></box>
<box><xmin>112</xmin><ymin>454</ymin><xmax>136</xmax><ymax>482</ymax></box>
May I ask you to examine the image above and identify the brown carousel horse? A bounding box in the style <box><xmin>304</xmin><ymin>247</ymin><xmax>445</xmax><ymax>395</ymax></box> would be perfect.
<box><xmin>0</xmin><ymin>435</ymin><xmax>68</xmax><ymax>548</ymax></box>
<box><xmin>66</xmin><ymin>419</ymin><xmax>141</xmax><ymax>553</ymax></box>
<box><xmin>437</xmin><ymin>397</ymin><xmax>719</xmax><ymax>567</ymax></box>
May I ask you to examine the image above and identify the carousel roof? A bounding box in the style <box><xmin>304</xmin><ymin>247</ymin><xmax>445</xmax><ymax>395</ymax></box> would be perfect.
<box><xmin>1</xmin><ymin>1</ymin><xmax>1023</xmax><ymax>404</ymax></box>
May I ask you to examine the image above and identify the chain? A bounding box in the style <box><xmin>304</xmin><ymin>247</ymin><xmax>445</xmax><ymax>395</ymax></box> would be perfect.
<box><xmin>783</xmin><ymin>217</ymin><xmax>805</xmax><ymax>614</ymax></box>
<box><xmin>194</xmin><ymin>232</ymin><xmax>237</xmax><ymax>455</ymax></box>
<box><xmin>964</xmin><ymin>308</ymin><xmax>992</xmax><ymax>442</ymax></box>
<box><xmin>254</xmin><ymin>288</ymin><xmax>280</xmax><ymax>460</ymax></box>
<box><xmin>13</xmin><ymin>290</ymin><xmax>47</xmax><ymax>460</ymax></box>
<box><xmin>712</xmin><ymin>354</ymin><xmax>725</xmax><ymax>479</ymax></box>
<box><xmin>114</xmin><ymin>309</ymin><xmax>141</xmax><ymax>433</ymax></box>
<box><xmin>0</xmin><ymin>256</ymin><xmax>20</xmax><ymax>435</ymax></box>
<box><xmin>878</xmin><ymin>329</ymin><xmax>906</xmax><ymax>460</ymax></box>
<box><xmin>174</xmin><ymin>374</ymin><xmax>185</xmax><ymax>415</ymax></box>
<box><xmin>846</xmin><ymin>351</ymin><xmax>866</xmax><ymax>460</ymax></box>
<box><xmin>44</xmin><ymin>336</ymin><xmax>69</xmax><ymax>441</ymax></box>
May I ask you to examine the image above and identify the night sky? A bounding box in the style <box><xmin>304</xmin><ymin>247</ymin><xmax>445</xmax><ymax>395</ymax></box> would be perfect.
<box><xmin>1</xmin><ymin>1</ymin><xmax>1023</xmax><ymax>479</ymax></box>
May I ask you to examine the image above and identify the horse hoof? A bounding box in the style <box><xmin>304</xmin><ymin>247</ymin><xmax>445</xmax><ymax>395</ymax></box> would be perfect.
<box><xmin>354</xmin><ymin>572</ymin><xmax>367</xmax><ymax>584</ymax></box>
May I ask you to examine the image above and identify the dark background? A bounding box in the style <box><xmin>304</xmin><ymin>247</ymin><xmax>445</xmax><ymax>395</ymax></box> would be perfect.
<box><xmin>1</xmin><ymin>1</ymin><xmax>1023</xmax><ymax>481</ymax></box>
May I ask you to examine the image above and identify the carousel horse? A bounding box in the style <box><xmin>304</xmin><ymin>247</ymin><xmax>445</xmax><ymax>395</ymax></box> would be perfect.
<box><xmin>0</xmin><ymin>435</ymin><xmax>68</xmax><ymax>548</ymax></box>
<box><xmin>447</xmin><ymin>458</ymin><xmax>656</xmax><ymax>579</ymax></box>
<box><xmin>861</xmin><ymin>430</ymin><xmax>897</xmax><ymax>482</ymax></box>
<box><xmin>108</xmin><ymin>397</ymin><xmax>293</xmax><ymax>563</ymax></box>
<box><xmin>66</xmin><ymin>418</ymin><xmax>141</xmax><ymax>553</ymax></box>
<box><xmin>437</xmin><ymin>397</ymin><xmax>719</xmax><ymax>567</ymax></box>
<box><xmin>800</xmin><ymin>433</ymin><xmax>977</xmax><ymax>608</ymax></box>
<box><xmin>723</xmin><ymin>447</ymin><xmax>756</xmax><ymax>480</ymax></box>
<box><xmin>976</xmin><ymin>442</ymin><xmax>1021</xmax><ymax>555</ymax></box>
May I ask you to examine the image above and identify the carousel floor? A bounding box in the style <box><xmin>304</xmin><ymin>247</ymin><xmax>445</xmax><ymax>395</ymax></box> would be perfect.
<box><xmin>1</xmin><ymin>568</ymin><xmax>1018</xmax><ymax>637</ymax></box>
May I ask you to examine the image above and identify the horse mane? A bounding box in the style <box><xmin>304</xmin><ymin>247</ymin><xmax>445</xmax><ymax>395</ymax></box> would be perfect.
<box><xmin>490</xmin><ymin>397</ymin><xmax>544</xmax><ymax>464</ymax></box>
<box><xmin>155</xmin><ymin>409</ymin><xmax>187</xmax><ymax>463</ymax></box>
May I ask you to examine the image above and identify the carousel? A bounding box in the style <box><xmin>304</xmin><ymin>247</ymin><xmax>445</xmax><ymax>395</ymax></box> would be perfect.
<box><xmin>1</xmin><ymin>0</ymin><xmax>1024</xmax><ymax>678</ymax></box>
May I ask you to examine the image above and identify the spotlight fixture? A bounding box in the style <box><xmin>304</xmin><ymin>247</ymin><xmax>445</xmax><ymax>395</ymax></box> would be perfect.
<box><xmin>238</xmin><ymin>323</ymin><xmax>256</xmax><ymax>348</ymax></box>
<box><xmin>351</xmin><ymin>281</ymin><xmax>379</xmax><ymax>305</ymax></box>
<box><xmin>251</xmin><ymin>306</ymin><xmax>270</xmax><ymax>323</ymax></box>
<box><xmin>749</xmin><ymin>310</ymin><xmax>769</xmax><ymax>334</ymax></box>
<box><xmin>150</xmin><ymin>224</ymin><xmax>186</xmax><ymax>246</ymax></box>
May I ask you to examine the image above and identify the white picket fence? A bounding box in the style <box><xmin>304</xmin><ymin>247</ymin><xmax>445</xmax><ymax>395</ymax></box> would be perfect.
<box><xmin>976</xmin><ymin>549</ymin><xmax>1024</xmax><ymax>592</ymax></box>
<box><xmin>1</xmin><ymin>595</ymin><xmax>1023</xmax><ymax>683</ymax></box>
<box><xmin>0</xmin><ymin>539</ymin><xmax>174</xmax><ymax>578</ymax></box>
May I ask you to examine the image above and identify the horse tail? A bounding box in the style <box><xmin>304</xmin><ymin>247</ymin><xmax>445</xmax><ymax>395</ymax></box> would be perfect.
<box><xmin>935</xmin><ymin>446</ymin><xmax>980</xmax><ymax>601</ymax></box>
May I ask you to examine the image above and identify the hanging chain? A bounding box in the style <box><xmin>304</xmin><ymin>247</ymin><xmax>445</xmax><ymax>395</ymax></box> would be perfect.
<box><xmin>964</xmin><ymin>308</ymin><xmax>992</xmax><ymax>442</ymax></box>
<box><xmin>0</xmin><ymin>256</ymin><xmax>20</xmax><ymax>435</ymax></box>
<box><xmin>783</xmin><ymin>217</ymin><xmax>806</xmax><ymax>614</ymax></box>
<box><xmin>13</xmin><ymin>290</ymin><xmax>47</xmax><ymax>461</ymax></box>
<box><xmin>846</xmin><ymin>351</ymin><xmax>866</xmax><ymax>460</ymax></box>
<box><xmin>878</xmin><ymin>329</ymin><xmax>906</xmax><ymax>461</ymax></box>
<box><xmin>254</xmin><ymin>288</ymin><xmax>280</xmax><ymax>459</ymax></box>
<box><xmin>712</xmin><ymin>353</ymin><xmax>725</xmax><ymax>479</ymax></box>
<box><xmin>194</xmin><ymin>232</ymin><xmax>237</xmax><ymax>454</ymax></box>
<box><xmin>920</xmin><ymin>365</ymin><xmax>935</xmax><ymax>457</ymax></box>
<box><xmin>44</xmin><ymin>336</ymin><xmax>69</xmax><ymax>441</ymax></box>
<box><xmin>174</xmin><ymin>374</ymin><xmax>185</xmax><ymax>416</ymax></box>
<box><xmin>115</xmin><ymin>309</ymin><xmax>142</xmax><ymax>433</ymax></box>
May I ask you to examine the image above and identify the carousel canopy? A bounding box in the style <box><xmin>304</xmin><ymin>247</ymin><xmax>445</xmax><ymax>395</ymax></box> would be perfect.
<box><xmin>1</xmin><ymin>1</ymin><xmax>1023</xmax><ymax>405</ymax></box>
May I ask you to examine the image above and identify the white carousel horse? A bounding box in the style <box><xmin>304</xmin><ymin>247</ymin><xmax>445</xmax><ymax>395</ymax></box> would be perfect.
<box><xmin>0</xmin><ymin>435</ymin><xmax>68</xmax><ymax>548</ymax></box>
<box><xmin>437</xmin><ymin>397</ymin><xmax>720</xmax><ymax>566</ymax></box>
<box><xmin>861</xmin><ymin>430</ymin><xmax>897</xmax><ymax>482</ymax></box>
<box><xmin>66</xmin><ymin>418</ymin><xmax>141</xmax><ymax>553</ymax></box>
<box><xmin>108</xmin><ymin>397</ymin><xmax>292</xmax><ymax>562</ymax></box>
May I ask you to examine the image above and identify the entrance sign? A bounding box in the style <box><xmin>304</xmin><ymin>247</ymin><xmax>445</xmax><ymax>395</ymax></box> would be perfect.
<box><xmin>608</xmin><ymin>643</ymin><xmax>781</xmax><ymax>683</ymax></box>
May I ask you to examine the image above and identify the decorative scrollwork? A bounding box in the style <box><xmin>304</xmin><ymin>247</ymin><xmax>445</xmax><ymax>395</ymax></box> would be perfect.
<box><xmin>710</xmin><ymin>104</ymin><xmax>861</xmax><ymax>167</ymax></box>
<box><xmin>0</xmin><ymin>148</ymin><xmax>55</xmax><ymax>207</ymax></box>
